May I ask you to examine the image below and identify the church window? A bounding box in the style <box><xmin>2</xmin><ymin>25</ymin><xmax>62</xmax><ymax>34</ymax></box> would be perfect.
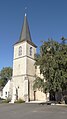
<box><xmin>18</xmin><ymin>46</ymin><xmax>22</xmax><ymax>56</ymax></box>
<box><xmin>5</xmin><ymin>92</ymin><xmax>7</xmax><ymax>97</ymax></box>
<box><xmin>30</xmin><ymin>47</ymin><xmax>32</xmax><ymax>56</ymax></box>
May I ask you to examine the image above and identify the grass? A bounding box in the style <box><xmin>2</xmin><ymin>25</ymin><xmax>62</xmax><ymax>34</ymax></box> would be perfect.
<box><xmin>14</xmin><ymin>98</ymin><xmax>25</xmax><ymax>103</ymax></box>
<box><xmin>2</xmin><ymin>98</ymin><xmax>11</xmax><ymax>103</ymax></box>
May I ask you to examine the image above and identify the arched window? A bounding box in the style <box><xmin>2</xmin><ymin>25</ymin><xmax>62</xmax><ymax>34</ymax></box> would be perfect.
<box><xmin>30</xmin><ymin>47</ymin><xmax>32</xmax><ymax>56</ymax></box>
<box><xmin>18</xmin><ymin>46</ymin><xmax>22</xmax><ymax>56</ymax></box>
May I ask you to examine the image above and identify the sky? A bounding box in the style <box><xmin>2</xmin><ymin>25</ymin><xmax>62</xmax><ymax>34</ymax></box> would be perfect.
<box><xmin>0</xmin><ymin>0</ymin><xmax>67</xmax><ymax>70</ymax></box>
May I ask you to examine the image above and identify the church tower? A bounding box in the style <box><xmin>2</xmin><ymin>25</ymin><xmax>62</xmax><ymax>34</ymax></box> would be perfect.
<box><xmin>12</xmin><ymin>14</ymin><xmax>37</xmax><ymax>102</ymax></box>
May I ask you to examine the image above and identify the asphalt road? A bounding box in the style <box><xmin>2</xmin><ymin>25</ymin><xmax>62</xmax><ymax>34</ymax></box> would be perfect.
<box><xmin>0</xmin><ymin>103</ymin><xmax>67</xmax><ymax>119</ymax></box>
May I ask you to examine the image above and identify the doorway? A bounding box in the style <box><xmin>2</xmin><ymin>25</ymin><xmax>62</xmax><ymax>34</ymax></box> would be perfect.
<box><xmin>34</xmin><ymin>91</ymin><xmax>36</xmax><ymax>101</ymax></box>
<box><xmin>16</xmin><ymin>89</ymin><xmax>18</xmax><ymax>100</ymax></box>
<box><xmin>50</xmin><ymin>91</ymin><xmax>55</xmax><ymax>101</ymax></box>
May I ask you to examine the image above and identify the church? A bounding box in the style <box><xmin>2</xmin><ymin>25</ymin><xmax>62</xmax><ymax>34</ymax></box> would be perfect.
<box><xmin>2</xmin><ymin>14</ymin><xmax>49</xmax><ymax>102</ymax></box>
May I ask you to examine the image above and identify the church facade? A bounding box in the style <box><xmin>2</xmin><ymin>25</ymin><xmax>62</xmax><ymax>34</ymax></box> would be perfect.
<box><xmin>2</xmin><ymin>14</ymin><xmax>49</xmax><ymax>102</ymax></box>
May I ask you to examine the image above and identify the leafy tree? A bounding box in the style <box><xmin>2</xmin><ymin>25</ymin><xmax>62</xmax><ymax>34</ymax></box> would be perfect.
<box><xmin>34</xmin><ymin>39</ymin><xmax>67</xmax><ymax>101</ymax></box>
<box><xmin>61</xmin><ymin>36</ymin><xmax>67</xmax><ymax>45</ymax></box>
<box><xmin>0</xmin><ymin>78</ymin><xmax>6</xmax><ymax>87</ymax></box>
<box><xmin>0</xmin><ymin>67</ymin><xmax>12</xmax><ymax>80</ymax></box>
<box><xmin>0</xmin><ymin>67</ymin><xmax>12</xmax><ymax>87</ymax></box>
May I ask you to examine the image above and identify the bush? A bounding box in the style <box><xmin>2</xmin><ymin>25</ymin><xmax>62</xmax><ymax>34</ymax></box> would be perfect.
<box><xmin>15</xmin><ymin>99</ymin><xmax>25</xmax><ymax>103</ymax></box>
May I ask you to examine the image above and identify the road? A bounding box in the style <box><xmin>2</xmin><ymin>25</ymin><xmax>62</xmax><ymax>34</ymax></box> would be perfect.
<box><xmin>0</xmin><ymin>103</ymin><xmax>67</xmax><ymax>119</ymax></box>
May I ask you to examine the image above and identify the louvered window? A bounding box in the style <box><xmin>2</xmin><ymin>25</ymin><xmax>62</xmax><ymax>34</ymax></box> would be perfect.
<box><xmin>18</xmin><ymin>46</ymin><xmax>22</xmax><ymax>56</ymax></box>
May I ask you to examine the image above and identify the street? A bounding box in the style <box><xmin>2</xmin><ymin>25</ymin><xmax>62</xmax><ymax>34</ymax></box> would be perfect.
<box><xmin>0</xmin><ymin>103</ymin><xmax>67</xmax><ymax>119</ymax></box>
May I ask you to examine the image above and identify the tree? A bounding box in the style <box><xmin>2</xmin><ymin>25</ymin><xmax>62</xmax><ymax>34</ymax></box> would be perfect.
<box><xmin>33</xmin><ymin>39</ymin><xmax>67</xmax><ymax>101</ymax></box>
<box><xmin>0</xmin><ymin>67</ymin><xmax>12</xmax><ymax>87</ymax></box>
<box><xmin>0</xmin><ymin>78</ymin><xmax>6</xmax><ymax>87</ymax></box>
<box><xmin>61</xmin><ymin>36</ymin><xmax>67</xmax><ymax>45</ymax></box>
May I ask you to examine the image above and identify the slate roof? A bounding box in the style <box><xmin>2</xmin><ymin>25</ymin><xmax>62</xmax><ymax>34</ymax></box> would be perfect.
<box><xmin>19</xmin><ymin>14</ymin><xmax>32</xmax><ymax>42</ymax></box>
<box><xmin>15</xmin><ymin>14</ymin><xmax>37</xmax><ymax>48</ymax></box>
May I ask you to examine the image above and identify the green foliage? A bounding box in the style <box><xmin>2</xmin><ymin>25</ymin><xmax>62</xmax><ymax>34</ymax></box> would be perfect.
<box><xmin>33</xmin><ymin>77</ymin><xmax>44</xmax><ymax>91</ymax></box>
<box><xmin>0</xmin><ymin>67</ymin><xmax>12</xmax><ymax>87</ymax></box>
<box><xmin>0</xmin><ymin>78</ymin><xmax>6</xmax><ymax>87</ymax></box>
<box><xmin>34</xmin><ymin>38</ymin><xmax>67</xmax><ymax>94</ymax></box>
<box><xmin>0</xmin><ymin>67</ymin><xmax>12</xmax><ymax>80</ymax></box>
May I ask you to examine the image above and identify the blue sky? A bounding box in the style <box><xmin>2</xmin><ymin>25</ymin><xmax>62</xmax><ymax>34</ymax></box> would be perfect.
<box><xmin>0</xmin><ymin>0</ymin><xmax>67</xmax><ymax>70</ymax></box>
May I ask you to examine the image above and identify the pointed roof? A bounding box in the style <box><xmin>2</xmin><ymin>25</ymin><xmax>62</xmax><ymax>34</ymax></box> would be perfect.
<box><xmin>15</xmin><ymin>14</ymin><xmax>37</xmax><ymax>48</ymax></box>
<box><xmin>19</xmin><ymin>13</ymin><xmax>32</xmax><ymax>42</ymax></box>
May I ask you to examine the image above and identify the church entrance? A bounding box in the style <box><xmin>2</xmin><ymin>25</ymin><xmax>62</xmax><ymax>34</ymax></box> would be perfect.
<box><xmin>34</xmin><ymin>91</ymin><xmax>36</xmax><ymax>101</ymax></box>
<box><xmin>16</xmin><ymin>89</ymin><xmax>18</xmax><ymax>100</ymax></box>
<box><xmin>49</xmin><ymin>91</ymin><xmax>55</xmax><ymax>101</ymax></box>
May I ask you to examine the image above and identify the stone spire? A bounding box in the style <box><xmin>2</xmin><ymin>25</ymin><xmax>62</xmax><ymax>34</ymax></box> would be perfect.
<box><xmin>19</xmin><ymin>13</ymin><xmax>32</xmax><ymax>42</ymax></box>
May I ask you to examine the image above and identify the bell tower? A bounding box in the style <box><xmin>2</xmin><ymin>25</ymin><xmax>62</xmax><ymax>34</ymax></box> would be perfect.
<box><xmin>12</xmin><ymin>14</ymin><xmax>37</xmax><ymax>102</ymax></box>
